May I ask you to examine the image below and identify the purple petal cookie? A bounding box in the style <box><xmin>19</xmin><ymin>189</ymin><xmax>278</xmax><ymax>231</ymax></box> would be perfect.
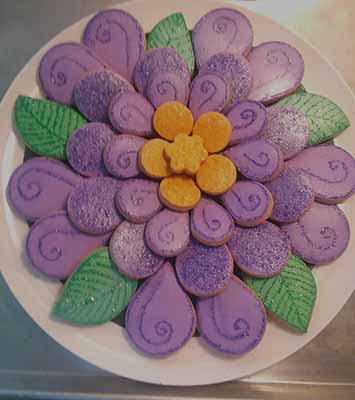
<box><xmin>74</xmin><ymin>70</ymin><xmax>132</xmax><ymax>122</ymax></box>
<box><xmin>192</xmin><ymin>8</ymin><xmax>253</xmax><ymax>69</ymax></box>
<box><xmin>125</xmin><ymin>262</ymin><xmax>196</xmax><ymax>356</ymax></box>
<box><xmin>224</xmin><ymin>139</ymin><xmax>283</xmax><ymax>182</ymax></box>
<box><xmin>248</xmin><ymin>41</ymin><xmax>304</xmax><ymax>103</ymax></box>
<box><xmin>197</xmin><ymin>276</ymin><xmax>266</xmax><ymax>355</ymax></box>
<box><xmin>103</xmin><ymin>134</ymin><xmax>146</xmax><ymax>179</ymax></box>
<box><xmin>265</xmin><ymin>167</ymin><xmax>314</xmax><ymax>223</ymax></box>
<box><xmin>67</xmin><ymin>177</ymin><xmax>123</xmax><ymax>234</ymax></box>
<box><xmin>221</xmin><ymin>181</ymin><xmax>273</xmax><ymax>227</ymax></box>
<box><xmin>175</xmin><ymin>239</ymin><xmax>233</xmax><ymax>297</ymax></box>
<box><xmin>26</xmin><ymin>211</ymin><xmax>109</xmax><ymax>279</ymax></box>
<box><xmin>226</xmin><ymin>100</ymin><xmax>266</xmax><ymax>145</ymax></box>
<box><xmin>110</xmin><ymin>221</ymin><xmax>164</xmax><ymax>279</ymax></box>
<box><xmin>282</xmin><ymin>202</ymin><xmax>350</xmax><ymax>265</ymax></box>
<box><xmin>109</xmin><ymin>91</ymin><xmax>154</xmax><ymax>136</ymax></box>
<box><xmin>286</xmin><ymin>145</ymin><xmax>355</xmax><ymax>204</ymax></box>
<box><xmin>145</xmin><ymin>209</ymin><xmax>190</xmax><ymax>257</ymax></box>
<box><xmin>83</xmin><ymin>9</ymin><xmax>145</xmax><ymax>82</ymax></box>
<box><xmin>38</xmin><ymin>42</ymin><xmax>105</xmax><ymax>105</ymax></box>
<box><xmin>115</xmin><ymin>179</ymin><xmax>162</xmax><ymax>223</ymax></box>
<box><xmin>191</xmin><ymin>198</ymin><xmax>234</xmax><ymax>246</ymax></box>
<box><xmin>7</xmin><ymin>157</ymin><xmax>82</xmax><ymax>221</ymax></box>
<box><xmin>227</xmin><ymin>222</ymin><xmax>291</xmax><ymax>277</ymax></box>
<box><xmin>261</xmin><ymin>105</ymin><xmax>309</xmax><ymax>160</ymax></box>
<box><xmin>66</xmin><ymin>122</ymin><xmax>114</xmax><ymax>177</ymax></box>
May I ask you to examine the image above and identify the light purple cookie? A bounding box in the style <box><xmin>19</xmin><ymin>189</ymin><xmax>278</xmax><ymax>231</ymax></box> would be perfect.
<box><xmin>125</xmin><ymin>262</ymin><xmax>196</xmax><ymax>356</ymax></box>
<box><xmin>175</xmin><ymin>239</ymin><xmax>233</xmax><ymax>297</ymax></box>
<box><xmin>261</xmin><ymin>105</ymin><xmax>309</xmax><ymax>160</ymax></box>
<box><xmin>191</xmin><ymin>198</ymin><xmax>234</xmax><ymax>246</ymax></box>
<box><xmin>145</xmin><ymin>209</ymin><xmax>190</xmax><ymax>257</ymax></box>
<box><xmin>226</xmin><ymin>100</ymin><xmax>266</xmax><ymax>145</ymax></box>
<box><xmin>103</xmin><ymin>134</ymin><xmax>146</xmax><ymax>179</ymax></box>
<box><xmin>221</xmin><ymin>181</ymin><xmax>273</xmax><ymax>227</ymax></box>
<box><xmin>83</xmin><ymin>9</ymin><xmax>145</xmax><ymax>82</ymax></box>
<box><xmin>7</xmin><ymin>157</ymin><xmax>82</xmax><ymax>221</ymax></box>
<box><xmin>38</xmin><ymin>42</ymin><xmax>105</xmax><ymax>105</ymax></box>
<box><xmin>192</xmin><ymin>8</ymin><xmax>253</xmax><ymax>69</ymax></box>
<box><xmin>224</xmin><ymin>139</ymin><xmax>283</xmax><ymax>182</ymax></box>
<box><xmin>67</xmin><ymin>177</ymin><xmax>122</xmax><ymax>234</ymax></box>
<box><xmin>115</xmin><ymin>179</ymin><xmax>162</xmax><ymax>223</ymax></box>
<box><xmin>286</xmin><ymin>145</ymin><xmax>355</xmax><ymax>204</ymax></box>
<box><xmin>265</xmin><ymin>167</ymin><xmax>314</xmax><ymax>223</ymax></box>
<box><xmin>66</xmin><ymin>122</ymin><xmax>114</xmax><ymax>177</ymax></box>
<box><xmin>248</xmin><ymin>41</ymin><xmax>304</xmax><ymax>104</ymax></box>
<box><xmin>109</xmin><ymin>91</ymin><xmax>154</xmax><ymax>136</ymax></box>
<box><xmin>197</xmin><ymin>276</ymin><xmax>266</xmax><ymax>355</ymax></box>
<box><xmin>282</xmin><ymin>202</ymin><xmax>350</xmax><ymax>265</ymax></box>
<box><xmin>74</xmin><ymin>70</ymin><xmax>132</xmax><ymax>122</ymax></box>
<box><xmin>26</xmin><ymin>211</ymin><xmax>109</xmax><ymax>279</ymax></box>
<box><xmin>110</xmin><ymin>220</ymin><xmax>164</xmax><ymax>279</ymax></box>
<box><xmin>189</xmin><ymin>72</ymin><xmax>230</xmax><ymax>119</ymax></box>
<box><xmin>227</xmin><ymin>222</ymin><xmax>291</xmax><ymax>277</ymax></box>
<box><xmin>146</xmin><ymin>72</ymin><xmax>189</xmax><ymax>108</ymax></box>
<box><xmin>134</xmin><ymin>48</ymin><xmax>190</xmax><ymax>95</ymax></box>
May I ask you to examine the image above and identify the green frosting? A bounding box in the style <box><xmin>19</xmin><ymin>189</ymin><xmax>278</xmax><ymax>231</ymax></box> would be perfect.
<box><xmin>147</xmin><ymin>13</ymin><xmax>195</xmax><ymax>74</ymax></box>
<box><xmin>278</xmin><ymin>92</ymin><xmax>350</xmax><ymax>146</ymax></box>
<box><xmin>53</xmin><ymin>248</ymin><xmax>137</xmax><ymax>325</ymax></box>
<box><xmin>14</xmin><ymin>95</ymin><xmax>86</xmax><ymax>160</ymax></box>
<box><xmin>243</xmin><ymin>255</ymin><xmax>317</xmax><ymax>333</ymax></box>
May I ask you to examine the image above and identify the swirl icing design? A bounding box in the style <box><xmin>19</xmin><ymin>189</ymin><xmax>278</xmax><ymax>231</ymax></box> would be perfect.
<box><xmin>119</xmin><ymin>104</ymin><xmax>149</xmax><ymax>124</ymax></box>
<box><xmin>233</xmin><ymin>108</ymin><xmax>257</xmax><ymax>130</ymax></box>
<box><xmin>212</xmin><ymin>16</ymin><xmax>238</xmax><ymax>52</ymax></box>
<box><xmin>129</xmin><ymin>189</ymin><xmax>154</xmax><ymax>207</ymax></box>
<box><xmin>300</xmin><ymin>160</ymin><xmax>349</xmax><ymax>184</ymax></box>
<box><xmin>198</xmin><ymin>80</ymin><xmax>217</xmax><ymax>111</ymax></box>
<box><xmin>230</xmin><ymin>189</ymin><xmax>261</xmax><ymax>212</ymax></box>
<box><xmin>157</xmin><ymin>217</ymin><xmax>180</xmax><ymax>245</ymax></box>
<box><xmin>202</xmin><ymin>206</ymin><xmax>222</xmax><ymax>231</ymax></box>
<box><xmin>50</xmin><ymin>57</ymin><xmax>88</xmax><ymax>87</ymax></box>
<box><xmin>156</xmin><ymin>80</ymin><xmax>177</xmax><ymax>100</ymax></box>
<box><xmin>243</xmin><ymin>152</ymin><xmax>270</xmax><ymax>168</ymax></box>
<box><xmin>116</xmin><ymin>150</ymin><xmax>137</xmax><ymax>169</ymax></box>
<box><xmin>299</xmin><ymin>223</ymin><xmax>337</xmax><ymax>250</ymax></box>
<box><xmin>38</xmin><ymin>229</ymin><xmax>81</xmax><ymax>261</ymax></box>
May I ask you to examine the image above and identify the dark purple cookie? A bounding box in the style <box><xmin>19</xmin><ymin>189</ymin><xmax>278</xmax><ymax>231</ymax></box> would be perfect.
<box><xmin>248</xmin><ymin>41</ymin><xmax>304</xmax><ymax>104</ymax></box>
<box><xmin>145</xmin><ymin>209</ymin><xmax>190</xmax><ymax>257</ymax></box>
<box><xmin>224</xmin><ymin>139</ymin><xmax>283</xmax><ymax>182</ymax></box>
<box><xmin>109</xmin><ymin>91</ymin><xmax>154</xmax><ymax>136</ymax></box>
<box><xmin>197</xmin><ymin>276</ymin><xmax>266</xmax><ymax>355</ymax></box>
<box><xmin>103</xmin><ymin>134</ymin><xmax>146</xmax><ymax>179</ymax></box>
<box><xmin>74</xmin><ymin>70</ymin><xmax>132</xmax><ymax>122</ymax></box>
<box><xmin>26</xmin><ymin>211</ymin><xmax>109</xmax><ymax>279</ymax></box>
<box><xmin>67</xmin><ymin>177</ymin><xmax>123</xmax><ymax>234</ymax></box>
<box><xmin>38</xmin><ymin>42</ymin><xmax>105</xmax><ymax>105</ymax></box>
<box><xmin>226</xmin><ymin>100</ymin><xmax>266</xmax><ymax>145</ymax></box>
<box><xmin>125</xmin><ymin>262</ymin><xmax>196</xmax><ymax>356</ymax></box>
<box><xmin>265</xmin><ymin>167</ymin><xmax>314</xmax><ymax>223</ymax></box>
<box><xmin>115</xmin><ymin>179</ymin><xmax>162</xmax><ymax>223</ymax></box>
<box><xmin>7</xmin><ymin>157</ymin><xmax>82</xmax><ymax>221</ymax></box>
<box><xmin>83</xmin><ymin>9</ymin><xmax>145</xmax><ymax>82</ymax></box>
<box><xmin>192</xmin><ymin>8</ymin><xmax>253</xmax><ymax>69</ymax></box>
<box><xmin>227</xmin><ymin>222</ymin><xmax>291</xmax><ymax>277</ymax></box>
<box><xmin>110</xmin><ymin>220</ymin><xmax>164</xmax><ymax>279</ymax></box>
<box><xmin>66</xmin><ymin>122</ymin><xmax>114</xmax><ymax>177</ymax></box>
<box><xmin>282</xmin><ymin>202</ymin><xmax>350</xmax><ymax>265</ymax></box>
<box><xmin>175</xmin><ymin>239</ymin><xmax>233</xmax><ymax>297</ymax></box>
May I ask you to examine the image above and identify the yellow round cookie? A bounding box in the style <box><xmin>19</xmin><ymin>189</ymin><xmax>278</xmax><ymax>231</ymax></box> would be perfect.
<box><xmin>139</xmin><ymin>138</ymin><xmax>171</xmax><ymax>179</ymax></box>
<box><xmin>153</xmin><ymin>101</ymin><xmax>194</xmax><ymax>141</ymax></box>
<box><xmin>196</xmin><ymin>154</ymin><xmax>237</xmax><ymax>195</ymax></box>
<box><xmin>192</xmin><ymin>112</ymin><xmax>232</xmax><ymax>153</ymax></box>
<box><xmin>159</xmin><ymin>175</ymin><xmax>201</xmax><ymax>211</ymax></box>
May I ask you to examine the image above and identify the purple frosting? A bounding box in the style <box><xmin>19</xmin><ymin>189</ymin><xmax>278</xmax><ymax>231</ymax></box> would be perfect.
<box><xmin>125</xmin><ymin>262</ymin><xmax>196</xmax><ymax>356</ymax></box>
<box><xmin>110</xmin><ymin>220</ymin><xmax>164</xmax><ymax>279</ymax></box>
<box><xmin>175</xmin><ymin>239</ymin><xmax>233</xmax><ymax>297</ymax></box>
<box><xmin>197</xmin><ymin>276</ymin><xmax>266</xmax><ymax>355</ymax></box>
<box><xmin>228</xmin><ymin>222</ymin><xmax>291</xmax><ymax>277</ymax></box>
<box><xmin>7</xmin><ymin>157</ymin><xmax>82</xmax><ymax>221</ymax></box>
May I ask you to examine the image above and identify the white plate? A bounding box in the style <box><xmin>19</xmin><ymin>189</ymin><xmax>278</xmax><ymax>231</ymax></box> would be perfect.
<box><xmin>1</xmin><ymin>0</ymin><xmax>355</xmax><ymax>386</ymax></box>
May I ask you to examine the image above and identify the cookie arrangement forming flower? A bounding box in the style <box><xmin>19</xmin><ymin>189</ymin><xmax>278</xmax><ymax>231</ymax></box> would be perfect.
<box><xmin>7</xmin><ymin>8</ymin><xmax>355</xmax><ymax>356</ymax></box>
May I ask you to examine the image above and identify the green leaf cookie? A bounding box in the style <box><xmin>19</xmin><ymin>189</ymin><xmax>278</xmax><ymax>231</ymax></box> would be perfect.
<box><xmin>147</xmin><ymin>13</ymin><xmax>195</xmax><ymax>74</ymax></box>
<box><xmin>278</xmin><ymin>92</ymin><xmax>350</xmax><ymax>146</ymax></box>
<box><xmin>243</xmin><ymin>255</ymin><xmax>317</xmax><ymax>333</ymax></box>
<box><xmin>14</xmin><ymin>95</ymin><xmax>87</xmax><ymax>160</ymax></box>
<box><xmin>53</xmin><ymin>248</ymin><xmax>137</xmax><ymax>325</ymax></box>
